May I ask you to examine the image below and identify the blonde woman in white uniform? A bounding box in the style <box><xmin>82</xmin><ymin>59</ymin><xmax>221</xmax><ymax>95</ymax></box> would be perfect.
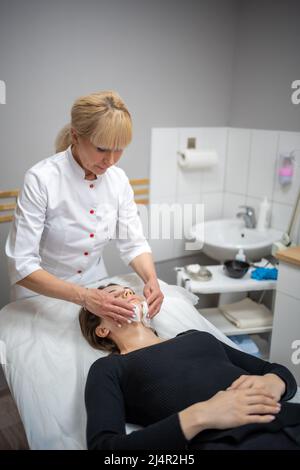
<box><xmin>6</xmin><ymin>91</ymin><xmax>163</xmax><ymax>325</ymax></box>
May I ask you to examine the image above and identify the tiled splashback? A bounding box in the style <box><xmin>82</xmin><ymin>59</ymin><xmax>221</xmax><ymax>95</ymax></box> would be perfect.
<box><xmin>149</xmin><ymin>127</ymin><xmax>300</xmax><ymax>262</ymax></box>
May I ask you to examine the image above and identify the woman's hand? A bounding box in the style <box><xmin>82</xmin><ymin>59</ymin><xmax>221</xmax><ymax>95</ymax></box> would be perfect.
<box><xmin>179</xmin><ymin>388</ymin><xmax>280</xmax><ymax>441</ymax></box>
<box><xmin>227</xmin><ymin>374</ymin><xmax>286</xmax><ymax>402</ymax></box>
<box><xmin>196</xmin><ymin>388</ymin><xmax>281</xmax><ymax>431</ymax></box>
<box><xmin>83</xmin><ymin>288</ymin><xmax>135</xmax><ymax>325</ymax></box>
<box><xmin>143</xmin><ymin>278</ymin><xmax>164</xmax><ymax>318</ymax></box>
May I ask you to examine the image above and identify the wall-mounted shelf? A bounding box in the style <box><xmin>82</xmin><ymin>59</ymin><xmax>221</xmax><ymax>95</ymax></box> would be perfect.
<box><xmin>175</xmin><ymin>261</ymin><xmax>277</xmax><ymax>294</ymax></box>
<box><xmin>176</xmin><ymin>260</ymin><xmax>276</xmax><ymax>337</ymax></box>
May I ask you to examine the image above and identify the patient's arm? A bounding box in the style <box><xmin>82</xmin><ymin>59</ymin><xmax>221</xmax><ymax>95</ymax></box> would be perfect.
<box><xmin>189</xmin><ymin>388</ymin><xmax>280</xmax><ymax>433</ymax></box>
<box><xmin>227</xmin><ymin>373</ymin><xmax>286</xmax><ymax>402</ymax></box>
<box><xmin>221</xmin><ymin>341</ymin><xmax>298</xmax><ymax>401</ymax></box>
<box><xmin>85</xmin><ymin>357</ymin><xmax>188</xmax><ymax>450</ymax></box>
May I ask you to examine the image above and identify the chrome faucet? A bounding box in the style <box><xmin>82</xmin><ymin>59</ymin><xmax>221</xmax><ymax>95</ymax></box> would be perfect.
<box><xmin>236</xmin><ymin>205</ymin><xmax>256</xmax><ymax>228</ymax></box>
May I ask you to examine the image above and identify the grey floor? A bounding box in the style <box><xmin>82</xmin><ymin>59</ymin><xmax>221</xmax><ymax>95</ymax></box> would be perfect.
<box><xmin>0</xmin><ymin>371</ymin><xmax>29</xmax><ymax>449</ymax></box>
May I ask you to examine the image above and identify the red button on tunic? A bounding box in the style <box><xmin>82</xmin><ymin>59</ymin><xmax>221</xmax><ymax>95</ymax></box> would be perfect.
<box><xmin>84</xmin><ymin>252</ymin><xmax>89</xmax><ymax>256</ymax></box>
<box><xmin>90</xmin><ymin>210</ymin><xmax>95</xmax><ymax>214</ymax></box>
<box><xmin>89</xmin><ymin>184</ymin><xmax>94</xmax><ymax>188</ymax></box>
<box><xmin>90</xmin><ymin>233</ymin><xmax>94</xmax><ymax>238</ymax></box>
<box><xmin>77</xmin><ymin>270</ymin><xmax>82</xmax><ymax>274</ymax></box>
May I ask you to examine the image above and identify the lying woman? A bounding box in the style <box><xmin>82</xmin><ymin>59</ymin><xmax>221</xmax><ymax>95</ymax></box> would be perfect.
<box><xmin>79</xmin><ymin>284</ymin><xmax>300</xmax><ymax>450</ymax></box>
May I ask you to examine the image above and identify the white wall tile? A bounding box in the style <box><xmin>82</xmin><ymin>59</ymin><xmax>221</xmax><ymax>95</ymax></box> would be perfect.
<box><xmin>202</xmin><ymin>192</ymin><xmax>223</xmax><ymax>221</ymax></box>
<box><xmin>177</xmin><ymin>127</ymin><xmax>228</xmax><ymax>196</ymax></box>
<box><xmin>225</xmin><ymin>128</ymin><xmax>251</xmax><ymax>194</ymax></box>
<box><xmin>171</xmin><ymin>191</ymin><xmax>222</xmax><ymax>258</ymax></box>
<box><xmin>270</xmin><ymin>202</ymin><xmax>293</xmax><ymax>231</ymax></box>
<box><xmin>175</xmin><ymin>192</ymin><xmax>204</xmax><ymax>205</ymax></box>
<box><xmin>176</xmin><ymin>169</ymin><xmax>202</xmax><ymax>200</ymax></box>
<box><xmin>222</xmin><ymin>192</ymin><xmax>246</xmax><ymax>219</ymax></box>
<box><xmin>272</xmin><ymin>131</ymin><xmax>300</xmax><ymax>205</ymax></box>
<box><xmin>173</xmin><ymin>193</ymin><xmax>205</xmax><ymax>259</ymax></box>
<box><xmin>247</xmin><ymin>130</ymin><xmax>279</xmax><ymax>200</ymax></box>
<box><xmin>148</xmin><ymin>196</ymin><xmax>178</xmax><ymax>262</ymax></box>
<box><xmin>150</xmin><ymin>127</ymin><xmax>300</xmax><ymax>263</ymax></box>
<box><xmin>150</xmin><ymin>128</ymin><xmax>179</xmax><ymax>202</ymax></box>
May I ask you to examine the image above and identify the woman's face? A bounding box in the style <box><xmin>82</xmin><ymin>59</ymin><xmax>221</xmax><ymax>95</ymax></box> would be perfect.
<box><xmin>72</xmin><ymin>132</ymin><xmax>124</xmax><ymax>176</ymax></box>
<box><xmin>104</xmin><ymin>285</ymin><xmax>144</xmax><ymax>307</ymax></box>
<box><xmin>96</xmin><ymin>285</ymin><xmax>145</xmax><ymax>332</ymax></box>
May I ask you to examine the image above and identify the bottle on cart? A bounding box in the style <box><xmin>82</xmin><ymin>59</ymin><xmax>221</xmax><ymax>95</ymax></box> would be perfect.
<box><xmin>235</xmin><ymin>248</ymin><xmax>246</xmax><ymax>262</ymax></box>
<box><xmin>257</xmin><ymin>197</ymin><xmax>271</xmax><ymax>231</ymax></box>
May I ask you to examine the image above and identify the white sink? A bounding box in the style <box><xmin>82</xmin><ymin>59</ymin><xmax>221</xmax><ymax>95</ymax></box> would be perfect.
<box><xmin>190</xmin><ymin>218</ymin><xmax>282</xmax><ymax>262</ymax></box>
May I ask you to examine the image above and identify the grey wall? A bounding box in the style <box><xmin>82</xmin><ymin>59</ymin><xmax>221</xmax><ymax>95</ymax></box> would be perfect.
<box><xmin>230</xmin><ymin>0</ymin><xmax>300</xmax><ymax>132</ymax></box>
<box><xmin>0</xmin><ymin>0</ymin><xmax>238</xmax><ymax>307</ymax></box>
<box><xmin>1</xmin><ymin>0</ymin><xmax>299</xmax><ymax>309</ymax></box>
<box><xmin>0</xmin><ymin>0</ymin><xmax>237</xmax><ymax>183</ymax></box>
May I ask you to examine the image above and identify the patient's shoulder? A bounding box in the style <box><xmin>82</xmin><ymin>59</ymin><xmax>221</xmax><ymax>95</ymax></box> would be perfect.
<box><xmin>176</xmin><ymin>329</ymin><xmax>198</xmax><ymax>336</ymax></box>
<box><xmin>88</xmin><ymin>354</ymin><xmax>121</xmax><ymax>378</ymax></box>
<box><xmin>176</xmin><ymin>329</ymin><xmax>213</xmax><ymax>338</ymax></box>
<box><xmin>176</xmin><ymin>329</ymin><xmax>218</xmax><ymax>343</ymax></box>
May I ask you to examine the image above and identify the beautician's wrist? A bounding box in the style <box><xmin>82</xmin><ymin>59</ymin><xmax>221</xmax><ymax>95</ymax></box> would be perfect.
<box><xmin>145</xmin><ymin>274</ymin><xmax>158</xmax><ymax>284</ymax></box>
<box><xmin>71</xmin><ymin>284</ymin><xmax>89</xmax><ymax>307</ymax></box>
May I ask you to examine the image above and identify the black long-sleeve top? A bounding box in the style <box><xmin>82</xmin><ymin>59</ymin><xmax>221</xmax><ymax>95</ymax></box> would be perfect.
<box><xmin>85</xmin><ymin>330</ymin><xmax>300</xmax><ymax>450</ymax></box>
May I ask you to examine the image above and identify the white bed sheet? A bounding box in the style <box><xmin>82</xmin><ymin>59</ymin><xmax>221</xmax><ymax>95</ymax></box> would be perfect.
<box><xmin>0</xmin><ymin>273</ymin><xmax>299</xmax><ymax>449</ymax></box>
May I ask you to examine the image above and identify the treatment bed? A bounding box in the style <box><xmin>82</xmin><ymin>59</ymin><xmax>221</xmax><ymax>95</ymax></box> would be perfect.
<box><xmin>0</xmin><ymin>273</ymin><xmax>299</xmax><ymax>449</ymax></box>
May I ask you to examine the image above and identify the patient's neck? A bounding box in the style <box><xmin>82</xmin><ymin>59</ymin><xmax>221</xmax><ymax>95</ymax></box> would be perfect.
<box><xmin>111</xmin><ymin>323</ymin><xmax>164</xmax><ymax>355</ymax></box>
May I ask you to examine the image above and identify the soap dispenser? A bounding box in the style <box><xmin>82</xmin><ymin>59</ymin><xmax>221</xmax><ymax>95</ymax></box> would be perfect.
<box><xmin>278</xmin><ymin>154</ymin><xmax>294</xmax><ymax>186</ymax></box>
<box><xmin>235</xmin><ymin>248</ymin><xmax>246</xmax><ymax>262</ymax></box>
<box><xmin>257</xmin><ymin>197</ymin><xmax>271</xmax><ymax>231</ymax></box>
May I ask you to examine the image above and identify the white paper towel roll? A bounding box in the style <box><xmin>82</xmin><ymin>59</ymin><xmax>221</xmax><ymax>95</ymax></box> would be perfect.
<box><xmin>177</xmin><ymin>149</ymin><xmax>218</xmax><ymax>169</ymax></box>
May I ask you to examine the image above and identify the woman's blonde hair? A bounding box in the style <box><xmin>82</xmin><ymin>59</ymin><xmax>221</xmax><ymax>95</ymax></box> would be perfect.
<box><xmin>55</xmin><ymin>90</ymin><xmax>132</xmax><ymax>153</ymax></box>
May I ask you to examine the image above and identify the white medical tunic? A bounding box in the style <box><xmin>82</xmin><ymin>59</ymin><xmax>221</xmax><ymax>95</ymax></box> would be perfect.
<box><xmin>6</xmin><ymin>146</ymin><xmax>151</xmax><ymax>301</ymax></box>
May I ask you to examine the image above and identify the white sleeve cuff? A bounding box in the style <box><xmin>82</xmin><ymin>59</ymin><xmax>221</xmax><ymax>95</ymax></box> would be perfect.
<box><xmin>120</xmin><ymin>244</ymin><xmax>152</xmax><ymax>266</ymax></box>
<box><xmin>7</xmin><ymin>259</ymin><xmax>42</xmax><ymax>286</ymax></box>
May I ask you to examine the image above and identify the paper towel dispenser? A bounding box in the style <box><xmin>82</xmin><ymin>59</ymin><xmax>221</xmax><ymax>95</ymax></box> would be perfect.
<box><xmin>177</xmin><ymin>149</ymin><xmax>218</xmax><ymax>169</ymax></box>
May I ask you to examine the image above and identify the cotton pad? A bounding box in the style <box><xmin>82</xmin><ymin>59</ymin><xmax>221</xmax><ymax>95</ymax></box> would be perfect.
<box><xmin>132</xmin><ymin>301</ymin><xmax>151</xmax><ymax>327</ymax></box>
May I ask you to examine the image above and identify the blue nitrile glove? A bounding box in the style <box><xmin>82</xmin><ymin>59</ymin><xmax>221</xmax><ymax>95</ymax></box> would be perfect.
<box><xmin>251</xmin><ymin>267</ymin><xmax>278</xmax><ymax>280</ymax></box>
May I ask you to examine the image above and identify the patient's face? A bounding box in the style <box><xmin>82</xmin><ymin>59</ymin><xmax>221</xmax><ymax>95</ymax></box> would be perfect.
<box><xmin>96</xmin><ymin>285</ymin><xmax>146</xmax><ymax>331</ymax></box>
<box><xmin>103</xmin><ymin>285</ymin><xmax>145</xmax><ymax>305</ymax></box>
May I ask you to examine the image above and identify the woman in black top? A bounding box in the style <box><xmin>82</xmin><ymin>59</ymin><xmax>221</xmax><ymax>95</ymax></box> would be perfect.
<box><xmin>79</xmin><ymin>284</ymin><xmax>300</xmax><ymax>450</ymax></box>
